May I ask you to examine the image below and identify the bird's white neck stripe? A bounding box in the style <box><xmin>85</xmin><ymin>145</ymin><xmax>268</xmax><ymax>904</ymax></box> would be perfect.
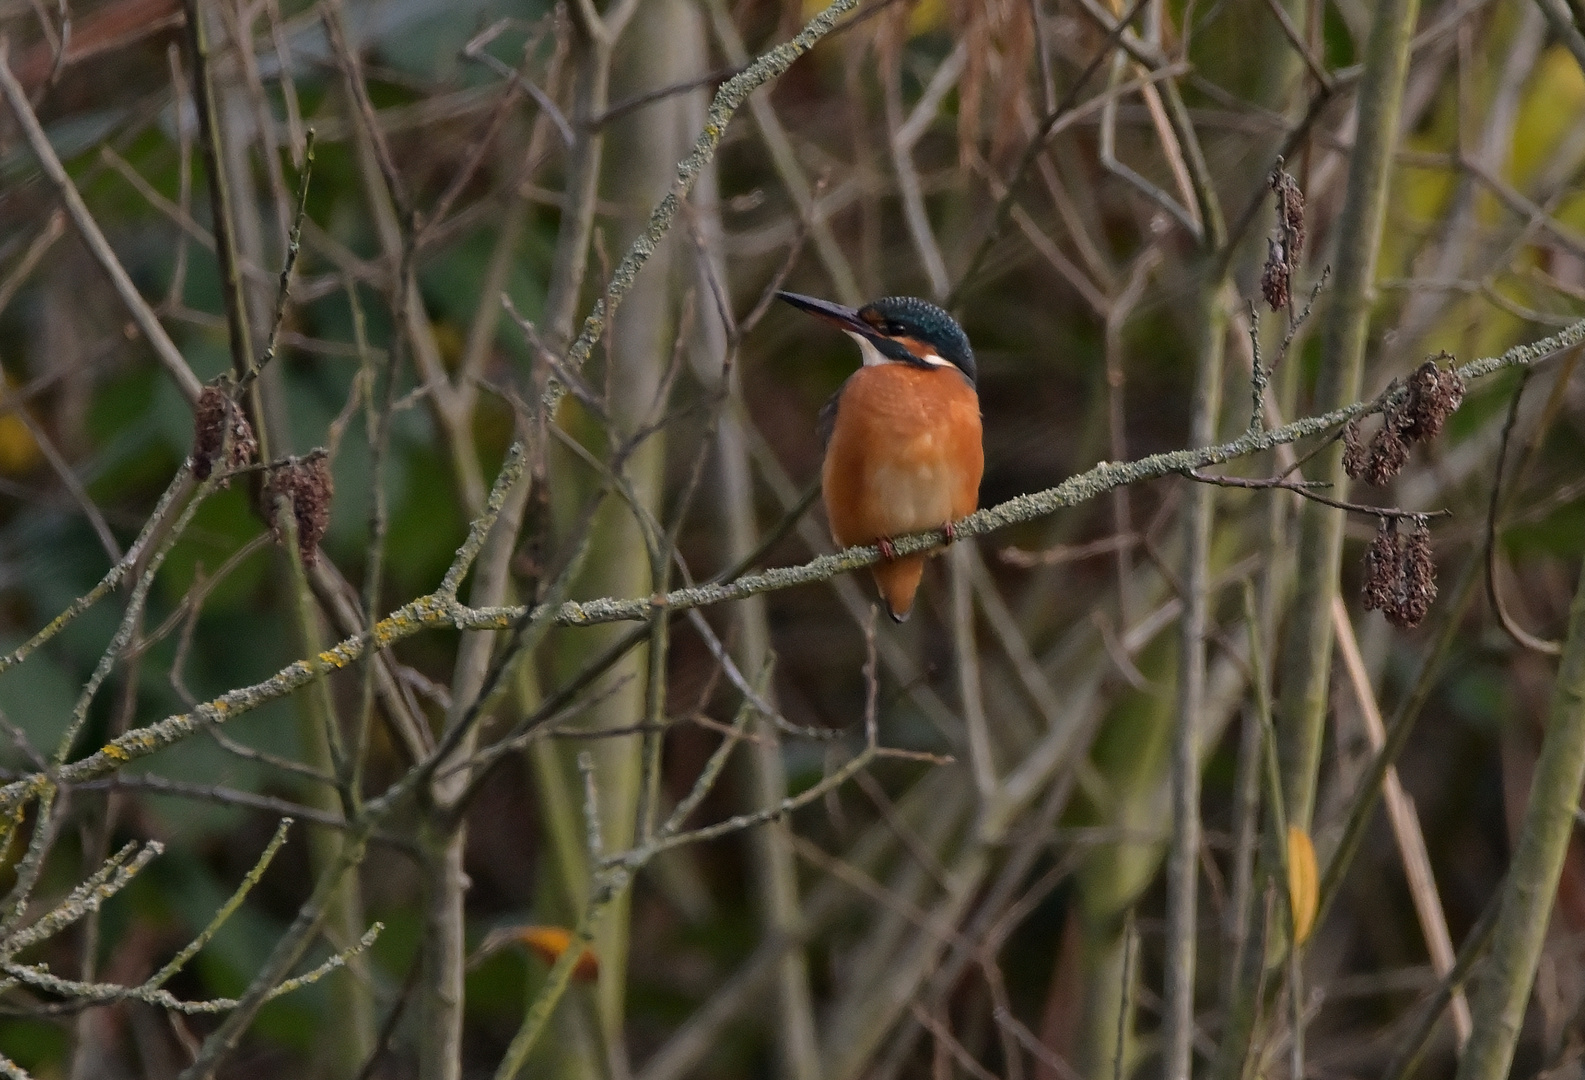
<box><xmin>845</xmin><ymin>331</ymin><xmax>952</xmax><ymax>369</ymax></box>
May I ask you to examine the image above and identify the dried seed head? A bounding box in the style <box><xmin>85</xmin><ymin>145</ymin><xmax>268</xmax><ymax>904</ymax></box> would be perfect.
<box><xmin>1387</xmin><ymin>518</ymin><xmax>1438</xmax><ymax>628</ymax></box>
<box><xmin>1362</xmin><ymin>424</ymin><xmax>1409</xmax><ymax>486</ymax></box>
<box><xmin>1362</xmin><ymin>517</ymin><xmax>1438</xmax><ymax>628</ymax></box>
<box><xmin>1261</xmin><ymin>237</ymin><xmax>1291</xmax><ymax>311</ymax></box>
<box><xmin>1342</xmin><ymin>419</ymin><xmax>1369</xmax><ymax>480</ymax></box>
<box><xmin>191</xmin><ymin>386</ymin><xmax>257</xmax><ymax>483</ymax></box>
<box><xmin>1399</xmin><ymin>355</ymin><xmax>1465</xmax><ymax>443</ymax></box>
<box><xmin>1261</xmin><ymin>163</ymin><xmax>1305</xmax><ymax>312</ymax></box>
<box><xmin>1362</xmin><ymin>518</ymin><xmax>1398</xmax><ymax>614</ymax></box>
<box><xmin>1270</xmin><ymin>164</ymin><xmax>1306</xmax><ymax>263</ymax></box>
<box><xmin>266</xmin><ymin>454</ymin><xmax>333</xmax><ymax>566</ymax></box>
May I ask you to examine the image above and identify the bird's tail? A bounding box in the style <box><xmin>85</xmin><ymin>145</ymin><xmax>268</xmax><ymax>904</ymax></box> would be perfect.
<box><xmin>872</xmin><ymin>556</ymin><xmax>926</xmax><ymax>623</ymax></box>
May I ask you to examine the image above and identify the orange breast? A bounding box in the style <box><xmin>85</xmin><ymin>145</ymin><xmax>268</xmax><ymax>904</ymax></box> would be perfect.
<box><xmin>821</xmin><ymin>364</ymin><xmax>982</xmax><ymax>620</ymax></box>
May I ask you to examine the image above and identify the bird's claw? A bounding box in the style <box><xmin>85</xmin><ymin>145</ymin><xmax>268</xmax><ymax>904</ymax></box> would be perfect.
<box><xmin>942</xmin><ymin>521</ymin><xmax>957</xmax><ymax>545</ymax></box>
<box><xmin>878</xmin><ymin>537</ymin><xmax>897</xmax><ymax>560</ymax></box>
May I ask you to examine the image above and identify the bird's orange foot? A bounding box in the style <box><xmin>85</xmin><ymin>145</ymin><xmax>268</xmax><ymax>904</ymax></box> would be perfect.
<box><xmin>878</xmin><ymin>537</ymin><xmax>897</xmax><ymax>560</ymax></box>
<box><xmin>942</xmin><ymin>521</ymin><xmax>957</xmax><ymax>545</ymax></box>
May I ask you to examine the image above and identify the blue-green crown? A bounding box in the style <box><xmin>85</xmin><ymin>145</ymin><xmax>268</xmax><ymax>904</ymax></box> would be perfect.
<box><xmin>859</xmin><ymin>297</ymin><xmax>976</xmax><ymax>384</ymax></box>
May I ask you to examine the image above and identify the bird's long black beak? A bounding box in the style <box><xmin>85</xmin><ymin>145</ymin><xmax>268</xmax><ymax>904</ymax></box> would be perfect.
<box><xmin>776</xmin><ymin>291</ymin><xmax>869</xmax><ymax>335</ymax></box>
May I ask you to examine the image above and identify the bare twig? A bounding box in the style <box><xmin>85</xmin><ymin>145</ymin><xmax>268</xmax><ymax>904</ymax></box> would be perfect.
<box><xmin>948</xmin><ymin>0</ymin><xmax>1152</xmax><ymax>307</ymax></box>
<box><xmin>0</xmin><ymin>40</ymin><xmax>202</xmax><ymax>404</ymax></box>
<box><xmin>1331</xmin><ymin>595</ymin><xmax>1470</xmax><ymax>1044</ymax></box>
<box><xmin>0</xmin><ymin>209</ymin><xmax>64</xmax><ymax>317</ymax></box>
<box><xmin>1163</xmin><ymin>274</ymin><xmax>1227</xmax><ymax>1080</ymax></box>
<box><xmin>1185</xmin><ymin>468</ymin><xmax>1451</xmax><ymax>520</ymax></box>
<box><xmin>1484</xmin><ymin>371</ymin><xmax>1562</xmax><ymax>655</ymax></box>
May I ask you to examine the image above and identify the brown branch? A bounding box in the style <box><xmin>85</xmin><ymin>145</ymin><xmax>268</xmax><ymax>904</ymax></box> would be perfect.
<box><xmin>1185</xmin><ymin>468</ymin><xmax>1452</xmax><ymax>521</ymax></box>
<box><xmin>0</xmin><ymin>40</ymin><xmax>203</xmax><ymax>404</ymax></box>
<box><xmin>1484</xmin><ymin>371</ymin><xmax>1562</xmax><ymax>655</ymax></box>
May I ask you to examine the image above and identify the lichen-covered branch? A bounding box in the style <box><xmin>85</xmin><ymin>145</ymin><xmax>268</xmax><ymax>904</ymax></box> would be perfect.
<box><xmin>0</xmin><ymin>316</ymin><xmax>1577</xmax><ymax>818</ymax></box>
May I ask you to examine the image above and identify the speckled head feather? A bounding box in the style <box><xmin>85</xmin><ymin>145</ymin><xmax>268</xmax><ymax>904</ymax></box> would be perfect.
<box><xmin>856</xmin><ymin>297</ymin><xmax>976</xmax><ymax>384</ymax></box>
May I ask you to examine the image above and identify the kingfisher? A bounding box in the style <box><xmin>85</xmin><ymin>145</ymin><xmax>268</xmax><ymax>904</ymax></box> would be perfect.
<box><xmin>779</xmin><ymin>292</ymin><xmax>984</xmax><ymax>623</ymax></box>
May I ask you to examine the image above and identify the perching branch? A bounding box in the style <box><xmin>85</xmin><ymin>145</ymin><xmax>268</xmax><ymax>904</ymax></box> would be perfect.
<box><xmin>2</xmin><ymin>315</ymin><xmax>1580</xmax><ymax>817</ymax></box>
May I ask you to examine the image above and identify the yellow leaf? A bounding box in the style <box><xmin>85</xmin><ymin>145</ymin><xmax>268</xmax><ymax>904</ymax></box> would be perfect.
<box><xmin>0</xmin><ymin>413</ymin><xmax>40</xmax><ymax>475</ymax></box>
<box><xmin>1509</xmin><ymin>45</ymin><xmax>1585</xmax><ymax>189</ymax></box>
<box><xmin>906</xmin><ymin>0</ymin><xmax>946</xmax><ymax>36</ymax></box>
<box><xmin>1287</xmin><ymin>825</ymin><xmax>1319</xmax><ymax>945</ymax></box>
<box><xmin>518</xmin><ymin>925</ymin><xmax>599</xmax><ymax>981</ymax></box>
<box><xmin>433</xmin><ymin>322</ymin><xmax>465</xmax><ymax>373</ymax></box>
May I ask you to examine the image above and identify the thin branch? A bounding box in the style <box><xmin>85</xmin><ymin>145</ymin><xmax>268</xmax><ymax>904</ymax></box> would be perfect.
<box><xmin>241</xmin><ymin>129</ymin><xmax>318</xmax><ymax>390</ymax></box>
<box><xmin>1484</xmin><ymin>371</ymin><xmax>1562</xmax><ymax>655</ymax></box>
<box><xmin>0</xmin><ymin>40</ymin><xmax>202</xmax><ymax>404</ymax></box>
<box><xmin>320</xmin><ymin>1</ymin><xmax>412</xmax><ymax>221</ymax></box>
<box><xmin>884</xmin><ymin>35</ymin><xmax>951</xmax><ymax>300</ymax></box>
<box><xmin>998</xmin><ymin>533</ymin><xmax>1141</xmax><ymax>568</ymax></box>
<box><xmin>0</xmin><ymin>361</ymin><xmax>119</xmax><ymax>561</ymax></box>
<box><xmin>1163</xmin><ymin>273</ymin><xmax>1227</xmax><ymax>1080</ymax></box>
<box><xmin>460</xmin><ymin>25</ymin><xmax>573</xmax><ymax>147</ymax></box>
<box><xmin>951</xmin><ymin>546</ymin><xmax>997</xmax><ymax>807</ymax></box>
<box><xmin>1314</xmin><ymin>554</ymin><xmax>1485</xmax><ymax>937</ymax></box>
<box><xmin>1099</xmin><ymin>50</ymin><xmax>1201</xmax><ymax>239</ymax></box>
<box><xmin>1185</xmin><ymin>468</ymin><xmax>1452</xmax><ymax>520</ymax></box>
<box><xmin>147</xmin><ymin>820</ymin><xmax>291</xmax><ymax>989</ymax></box>
<box><xmin>180</xmin><ymin>0</ymin><xmax>257</xmax><ymax>384</ymax></box>
<box><xmin>1331</xmin><ymin>595</ymin><xmax>1470</xmax><ymax>1045</ymax></box>
<box><xmin>3</xmin><ymin>839</ymin><xmax>160</xmax><ymax>957</ymax></box>
<box><xmin>701</xmin><ymin>0</ymin><xmax>862</xmax><ymax>305</ymax></box>
<box><xmin>948</xmin><ymin>0</ymin><xmax>1152</xmax><ymax>307</ymax></box>
<box><xmin>0</xmin><ymin>209</ymin><xmax>64</xmax><ymax>317</ymax></box>
<box><xmin>1380</xmin><ymin>887</ymin><xmax>1502</xmax><ymax>1080</ymax></box>
<box><xmin>1260</xmin><ymin>0</ymin><xmax>1333</xmax><ymax>89</ymax></box>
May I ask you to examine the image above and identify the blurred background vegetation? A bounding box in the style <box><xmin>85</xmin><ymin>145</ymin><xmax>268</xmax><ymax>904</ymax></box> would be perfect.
<box><xmin>2</xmin><ymin>0</ymin><xmax>1585</xmax><ymax>1076</ymax></box>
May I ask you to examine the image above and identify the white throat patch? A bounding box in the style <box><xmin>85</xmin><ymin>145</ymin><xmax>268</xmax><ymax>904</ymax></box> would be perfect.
<box><xmin>844</xmin><ymin>330</ymin><xmax>952</xmax><ymax>369</ymax></box>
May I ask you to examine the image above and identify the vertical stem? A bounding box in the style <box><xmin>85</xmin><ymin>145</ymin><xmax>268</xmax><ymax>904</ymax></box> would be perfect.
<box><xmin>719</xmin><ymin>402</ymin><xmax>824</xmax><ymax>1080</ymax></box>
<box><xmin>542</xmin><ymin>31</ymin><xmax>612</xmax><ymax>349</ymax></box>
<box><xmin>517</xmin><ymin>16</ymin><xmax>618</xmax><ymax>1080</ymax></box>
<box><xmin>636</xmin><ymin>596</ymin><xmax>670</xmax><ymax>843</ymax></box>
<box><xmin>1332</xmin><ymin>596</ymin><xmax>1470</xmax><ymax>1043</ymax></box>
<box><xmin>416</xmin><ymin>816</ymin><xmax>469</xmax><ymax>1080</ymax></box>
<box><xmin>1222</xmin><ymin>702</ymin><xmax>1263</xmax><ymax>1010</ymax></box>
<box><xmin>1113</xmin><ymin>913</ymin><xmax>1138</xmax><ymax>1080</ymax></box>
<box><xmin>420</xmin><ymin>434</ymin><xmax>536</xmax><ymax>1080</ymax></box>
<box><xmin>1163</xmin><ymin>270</ymin><xmax>1227</xmax><ymax>1080</ymax></box>
<box><xmin>181</xmin><ymin>0</ymin><xmax>255</xmax><ymax>381</ymax></box>
<box><xmin>1274</xmin><ymin>0</ymin><xmax>1420</xmax><ymax>831</ymax></box>
<box><xmin>538</xmin><ymin>1</ymin><xmax>696</xmax><ymax>1068</ymax></box>
<box><xmin>185</xmin><ymin>4</ymin><xmax>379</xmax><ymax>1072</ymax></box>
<box><xmin>953</xmin><ymin>545</ymin><xmax>998</xmax><ymax>808</ymax></box>
<box><xmin>280</xmin><ymin>504</ymin><xmax>375</xmax><ymax>1078</ymax></box>
<box><xmin>1455</xmin><ymin>568</ymin><xmax>1585</xmax><ymax>1080</ymax></box>
<box><xmin>695</xmin><ymin>143</ymin><xmax>824</xmax><ymax>1078</ymax></box>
